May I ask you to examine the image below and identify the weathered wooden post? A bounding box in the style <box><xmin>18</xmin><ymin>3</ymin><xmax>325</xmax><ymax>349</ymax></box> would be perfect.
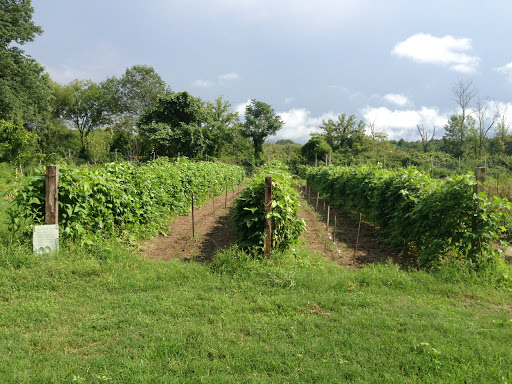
<box><xmin>316</xmin><ymin>192</ymin><xmax>319</xmax><ymax>211</ymax></box>
<box><xmin>264</xmin><ymin>177</ymin><xmax>272</xmax><ymax>258</ymax></box>
<box><xmin>326</xmin><ymin>205</ymin><xmax>330</xmax><ymax>229</ymax></box>
<box><xmin>45</xmin><ymin>166</ymin><xmax>59</xmax><ymax>225</ymax></box>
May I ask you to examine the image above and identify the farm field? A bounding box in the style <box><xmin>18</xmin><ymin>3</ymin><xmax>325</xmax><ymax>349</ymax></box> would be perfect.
<box><xmin>1</xmin><ymin>185</ymin><xmax>512</xmax><ymax>383</ymax></box>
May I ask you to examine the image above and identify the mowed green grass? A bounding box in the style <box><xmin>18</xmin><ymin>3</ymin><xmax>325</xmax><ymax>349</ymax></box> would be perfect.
<box><xmin>0</xmin><ymin>243</ymin><xmax>511</xmax><ymax>383</ymax></box>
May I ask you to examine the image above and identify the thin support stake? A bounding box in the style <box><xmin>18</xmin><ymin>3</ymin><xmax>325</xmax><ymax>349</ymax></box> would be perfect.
<box><xmin>191</xmin><ymin>192</ymin><xmax>195</xmax><ymax>238</ymax></box>
<box><xmin>316</xmin><ymin>192</ymin><xmax>319</xmax><ymax>211</ymax></box>
<box><xmin>354</xmin><ymin>213</ymin><xmax>362</xmax><ymax>258</ymax></box>
<box><xmin>212</xmin><ymin>186</ymin><xmax>215</xmax><ymax>215</ymax></box>
<box><xmin>326</xmin><ymin>205</ymin><xmax>330</xmax><ymax>229</ymax></box>
<box><xmin>333</xmin><ymin>215</ymin><xmax>337</xmax><ymax>245</ymax></box>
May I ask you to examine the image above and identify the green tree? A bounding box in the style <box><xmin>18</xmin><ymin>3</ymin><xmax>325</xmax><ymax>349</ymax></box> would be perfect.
<box><xmin>301</xmin><ymin>135</ymin><xmax>331</xmax><ymax>164</ymax></box>
<box><xmin>0</xmin><ymin>0</ymin><xmax>52</xmax><ymax>122</ymax></box>
<box><xmin>241</xmin><ymin>99</ymin><xmax>283</xmax><ymax>166</ymax></box>
<box><xmin>138</xmin><ymin>91</ymin><xmax>206</xmax><ymax>158</ymax></box>
<box><xmin>319</xmin><ymin>113</ymin><xmax>367</xmax><ymax>154</ymax></box>
<box><xmin>203</xmin><ymin>96</ymin><xmax>240</xmax><ymax>158</ymax></box>
<box><xmin>0</xmin><ymin>118</ymin><xmax>38</xmax><ymax>165</ymax></box>
<box><xmin>58</xmin><ymin>80</ymin><xmax>111</xmax><ymax>155</ymax></box>
<box><xmin>442</xmin><ymin>114</ymin><xmax>477</xmax><ymax>158</ymax></box>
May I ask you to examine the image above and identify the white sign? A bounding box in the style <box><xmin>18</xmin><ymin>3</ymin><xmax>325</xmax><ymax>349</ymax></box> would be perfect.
<box><xmin>33</xmin><ymin>225</ymin><xmax>59</xmax><ymax>254</ymax></box>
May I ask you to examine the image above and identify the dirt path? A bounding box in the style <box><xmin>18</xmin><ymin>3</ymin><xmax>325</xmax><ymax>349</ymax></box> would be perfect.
<box><xmin>298</xmin><ymin>192</ymin><xmax>401</xmax><ymax>268</ymax></box>
<box><xmin>141</xmin><ymin>188</ymin><xmax>401</xmax><ymax>267</ymax></box>
<box><xmin>141</xmin><ymin>190</ymin><xmax>240</xmax><ymax>262</ymax></box>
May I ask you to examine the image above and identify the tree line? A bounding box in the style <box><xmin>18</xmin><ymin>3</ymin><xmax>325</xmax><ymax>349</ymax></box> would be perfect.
<box><xmin>2</xmin><ymin>1</ymin><xmax>512</xmax><ymax>176</ymax></box>
<box><xmin>0</xmin><ymin>0</ymin><xmax>282</xmax><ymax>168</ymax></box>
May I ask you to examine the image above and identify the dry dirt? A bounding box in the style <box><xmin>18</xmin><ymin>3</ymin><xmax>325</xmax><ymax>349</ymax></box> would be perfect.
<box><xmin>140</xmin><ymin>188</ymin><xmax>402</xmax><ymax>267</ymax></box>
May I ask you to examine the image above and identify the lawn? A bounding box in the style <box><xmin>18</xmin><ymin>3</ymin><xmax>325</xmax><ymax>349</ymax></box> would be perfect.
<box><xmin>0</xmin><ymin>243</ymin><xmax>511</xmax><ymax>383</ymax></box>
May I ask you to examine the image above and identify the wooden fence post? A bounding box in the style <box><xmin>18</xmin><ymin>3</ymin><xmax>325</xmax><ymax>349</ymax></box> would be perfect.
<box><xmin>264</xmin><ymin>177</ymin><xmax>272</xmax><ymax>258</ymax></box>
<box><xmin>45</xmin><ymin>166</ymin><xmax>59</xmax><ymax>225</ymax></box>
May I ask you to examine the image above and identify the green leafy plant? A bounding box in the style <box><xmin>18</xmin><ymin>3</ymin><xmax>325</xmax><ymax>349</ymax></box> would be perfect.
<box><xmin>302</xmin><ymin>165</ymin><xmax>511</xmax><ymax>268</ymax></box>
<box><xmin>233</xmin><ymin>162</ymin><xmax>305</xmax><ymax>253</ymax></box>
<box><xmin>9</xmin><ymin>158</ymin><xmax>245</xmax><ymax>243</ymax></box>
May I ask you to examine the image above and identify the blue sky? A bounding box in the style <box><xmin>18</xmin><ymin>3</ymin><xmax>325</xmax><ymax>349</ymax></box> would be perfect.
<box><xmin>26</xmin><ymin>0</ymin><xmax>512</xmax><ymax>143</ymax></box>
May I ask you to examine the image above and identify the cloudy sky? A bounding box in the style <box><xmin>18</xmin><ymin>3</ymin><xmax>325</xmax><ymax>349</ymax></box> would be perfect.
<box><xmin>26</xmin><ymin>0</ymin><xmax>512</xmax><ymax>143</ymax></box>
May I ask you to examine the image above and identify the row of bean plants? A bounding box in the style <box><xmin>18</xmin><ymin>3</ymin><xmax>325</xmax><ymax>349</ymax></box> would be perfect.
<box><xmin>9</xmin><ymin>157</ymin><xmax>245</xmax><ymax>243</ymax></box>
<box><xmin>302</xmin><ymin>165</ymin><xmax>511</xmax><ymax>268</ymax></box>
<box><xmin>233</xmin><ymin>163</ymin><xmax>305</xmax><ymax>254</ymax></box>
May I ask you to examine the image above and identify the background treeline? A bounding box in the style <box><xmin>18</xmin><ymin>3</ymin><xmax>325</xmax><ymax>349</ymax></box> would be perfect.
<box><xmin>3</xmin><ymin>0</ymin><xmax>512</xmax><ymax>182</ymax></box>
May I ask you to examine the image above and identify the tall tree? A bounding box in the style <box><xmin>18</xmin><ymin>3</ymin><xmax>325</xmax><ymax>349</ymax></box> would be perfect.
<box><xmin>319</xmin><ymin>113</ymin><xmax>367</xmax><ymax>154</ymax></box>
<box><xmin>58</xmin><ymin>80</ymin><xmax>111</xmax><ymax>153</ymax></box>
<box><xmin>0</xmin><ymin>0</ymin><xmax>52</xmax><ymax>121</ymax></box>
<box><xmin>137</xmin><ymin>91</ymin><xmax>206</xmax><ymax>158</ymax></box>
<box><xmin>473</xmin><ymin>97</ymin><xmax>497</xmax><ymax>156</ymax></box>
<box><xmin>445</xmin><ymin>80</ymin><xmax>477</xmax><ymax>158</ymax></box>
<box><xmin>443</xmin><ymin>114</ymin><xmax>477</xmax><ymax>158</ymax></box>
<box><xmin>241</xmin><ymin>100</ymin><xmax>283</xmax><ymax>166</ymax></box>
<box><xmin>203</xmin><ymin>96</ymin><xmax>239</xmax><ymax>158</ymax></box>
<box><xmin>417</xmin><ymin>123</ymin><xmax>436</xmax><ymax>153</ymax></box>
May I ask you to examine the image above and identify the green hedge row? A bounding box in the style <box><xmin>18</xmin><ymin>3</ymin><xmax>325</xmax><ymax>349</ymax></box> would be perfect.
<box><xmin>303</xmin><ymin>165</ymin><xmax>509</xmax><ymax>267</ymax></box>
<box><xmin>10</xmin><ymin>158</ymin><xmax>245</xmax><ymax>242</ymax></box>
<box><xmin>233</xmin><ymin>163</ymin><xmax>305</xmax><ymax>254</ymax></box>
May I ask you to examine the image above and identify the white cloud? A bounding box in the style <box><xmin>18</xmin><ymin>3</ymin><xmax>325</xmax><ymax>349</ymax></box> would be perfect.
<box><xmin>191</xmin><ymin>79</ymin><xmax>215</xmax><ymax>88</ymax></box>
<box><xmin>218</xmin><ymin>72</ymin><xmax>240</xmax><ymax>82</ymax></box>
<box><xmin>383</xmin><ymin>93</ymin><xmax>411</xmax><ymax>107</ymax></box>
<box><xmin>392</xmin><ymin>33</ymin><xmax>480</xmax><ymax>73</ymax></box>
<box><xmin>496</xmin><ymin>62</ymin><xmax>512</xmax><ymax>82</ymax></box>
<box><xmin>361</xmin><ymin>106</ymin><xmax>449</xmax><ymax>141</ymax></box>
<box><xmin>193</xmin><ymin>72</ymin><xmax>240</xmax><ymax>88</ymax></box>
<box><xmin>234</xmin><ymin>99</ymin><xmax>252</xmax><ymax>118</ymax></box>
<box><xmin>270</xmin><ymin>108</ymin><xmax>337</xmax><ymax>144</ymax></box>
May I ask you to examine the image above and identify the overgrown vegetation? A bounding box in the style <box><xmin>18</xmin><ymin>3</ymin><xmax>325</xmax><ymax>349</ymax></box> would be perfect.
<box><xmin>233</xmin><ymin>163</ymin><xmax>305</xmax><ymax>253</ymax></box>
<box><xmin>8</xmin><ymin>158</ymin><xmax>245</xmax><ymax>243</ymax></box>
<box><xmin>303</xmin><ymin>165</ymin><xmax>512</xmax><ymax>270</ymax></box>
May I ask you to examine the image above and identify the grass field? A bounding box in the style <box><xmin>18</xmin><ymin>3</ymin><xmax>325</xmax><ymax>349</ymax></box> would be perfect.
<box><xmin>0</xmin><ymin>242</ymin><xmax>511</xmax><ymax>383</ymax></box>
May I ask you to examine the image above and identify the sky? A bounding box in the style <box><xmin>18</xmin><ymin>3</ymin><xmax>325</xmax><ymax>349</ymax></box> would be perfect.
<box><xmin>25</xmin><ymin>0</ymin><xmax>512</xmax><ymax>144</ymax></box>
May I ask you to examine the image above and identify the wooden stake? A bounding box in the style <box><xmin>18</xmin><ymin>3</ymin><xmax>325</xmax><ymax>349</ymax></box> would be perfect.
<box><xmin>326</xmin><ymin>205</ymin><xmax>330</xmax><ymax>229</ymax></box>
<box><xmin>354</xmin><ymin>213</ymin><xmax>362</xmax><ymax>258</ymax></box>
<box><xmin>212</xmin><ymin>186</ymin><xmax>215</xmax><ymax>215</ymax></box>
<box><xmin>264</xmin><ymin>177</ymin><xmax>272</xmax><ymax>258</ymax></box>
<box><xmin>45</xmin><ymin>166</ymin><xmax>59</xmax><ymax>225</ymax></box>
<box><xmin>191</xmin><ymin>191</ymin><xmax>195</xmax><ymax>238</ymax></box>
<box><xmin>316</xmin><ymin>192</ymin><xmax>319</xmax><ymax>211</ymax></box>
<box><xmin>225</xmin><ymin>183</ymin><xmax>228</xmax><ymax>208</ymax></box>
<box><xmin>333</xmin><ymin>215</ymin><xmax>337</xmax><ymax>244</ymax></box>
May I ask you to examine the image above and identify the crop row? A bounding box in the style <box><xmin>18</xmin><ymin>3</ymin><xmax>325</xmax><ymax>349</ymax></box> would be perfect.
<box><xmin>302</xmin><ymin>165</ymin><xmax>510</xmax><ymax>267</ymax></box>
<box><xmin>233</xmin><ymin>163</ymin><xmax>305</xmax><ymax>253</ymax></box>
<box><xmin>10</xmin><ymin>158</ymin><xmax>245</xmax><ymax>242</ymax></box>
